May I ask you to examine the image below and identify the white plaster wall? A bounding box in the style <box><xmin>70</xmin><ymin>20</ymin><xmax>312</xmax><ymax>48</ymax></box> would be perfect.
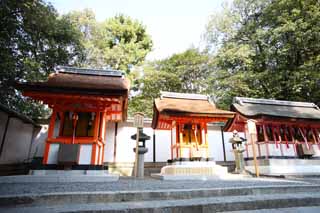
<box><xmin>115</xmin><ymin>123</ymin><xmax>137</xmax><ymax>162</ymax></box>
<box><xmin>79</xmin><ymin>144</ymin><xmax>92</xmax><ymax>164</ymax></box>
<box><xmin>29</xmin><ymin>120</ymin><xmax>244</xmax><ymax>163</ymax></box>
<box><xmin>268</xmin><ymin>144</ymin><xmax>283</xmax><ymax>156</ymax></box>
<box><xmin>47</xmin><ymin>143</ymin><xmax>59</xmax><ymax>164</ymax></box>
<box><xmin>282</xmin><ymin>144</ymin><xmax>296</xmax><ymax>156</ymax></box>
<box><xmin>155</xmin><ymin>129</ymin><xmax>171</xmax><ymax>162</ymax></box>
<box><xmin>313</xmin><ymin>145</ymin><xmax>320</xmax><ymax>157</ymax></box>
<box><xmin>104</xmin><ymin>122</ymin><xmax>116</xmax><ymax>162</ymax></box>
<box><xmin>106</xmin><ymin>123</ymin><xmax>235</xmax><ymax>163</ymax></box>
<box><xmin>208</xmin><ymin>126</ymin><xmax>237</xmax><ymax>161</ymax></box>
<box><xmin>0</xmin><ymin>117</ymin><xmax>34</xmax><ymax>164</ymax></box>
<box><xmin>142</xmin><ymin>125</ymin><xmax>155</xmax><ymax>162</ymax></box>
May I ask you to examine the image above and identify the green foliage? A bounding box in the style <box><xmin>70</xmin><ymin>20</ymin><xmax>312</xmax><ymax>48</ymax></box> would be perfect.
<box><xmin>65</xmin><ymin>12</ymin><xmax>153</xmax><ymax>73</ymax></box>
<box><xmin>129</xmin><ymin>49</ymin><xmax>211</xmax><ymax>117</ymax></box>
<box><xmin>0</xmin><ymin>0</ymin><xmax>84</xmax><ymax>118</ymax></box>
<box><xmin>204</xmin><ymin>0</ymin><xmax>320</xmax><ymax>108</ymax></box>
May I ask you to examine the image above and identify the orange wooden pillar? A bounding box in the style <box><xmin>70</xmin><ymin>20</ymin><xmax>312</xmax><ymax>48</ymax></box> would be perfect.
<box><xmin>91</xmin><ymin>111</ymin><xmax>101</xmax><ymax>165</ymax></box>
<box><xmin>98</xmin><ymin>112</ymin><xmax>107</xmax><ymax>165</ymax></box>
<box><xmin>43</xmin><ymin>109</ymin><xmax>57</xmax><ymax>164</ymax></box>
<box><xmin>178</xmin><ymin>123</ymin><xmax>183</xmax><ymax>158</ymax></box>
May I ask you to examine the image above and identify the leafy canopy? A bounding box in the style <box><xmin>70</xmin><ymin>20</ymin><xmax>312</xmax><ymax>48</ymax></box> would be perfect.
<box><xmin>64</xmin><ymin>11</ymin><xmax>153</xmax><ymax>74</ymax></box>
<box><xmin>0</xmin><ymin>0</ymin><xmax>84</xmax><ymax>118</ymax></box>
<box><xmin>204</xmin><ymin>0</ymin><xmax>320</xmax><ymax>108</ymax></box>
<box><xmin>129</xmin><ymin>49</ymin><xmax>211</xmax><ymax>117</ymax></box>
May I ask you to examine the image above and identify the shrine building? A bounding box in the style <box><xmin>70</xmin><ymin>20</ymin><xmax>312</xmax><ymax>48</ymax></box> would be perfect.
<box><xmin>224</xmin><ymin>97</ymin><xmax>320</xmax><ymax>176</ymax></box>
<box><xmin>17</xmin><ymin>66</ymin><xmax>129</xmax><ymax>168</ymax></box>
<box><xmin>151</xmin><ymin>92</ymin><xmax>235</xmax><ymax>179</ymax></box>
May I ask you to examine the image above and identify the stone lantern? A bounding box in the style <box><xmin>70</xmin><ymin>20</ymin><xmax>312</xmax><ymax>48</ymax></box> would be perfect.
<box><xmin>229</xmin><ymin>130</ymin><xmax>246</xmax><ymax>174</ymax></box>
<box><xmin>131</xmin><ymin>128</ymin><xmax>150</xmax><ymax>177</ymax></box>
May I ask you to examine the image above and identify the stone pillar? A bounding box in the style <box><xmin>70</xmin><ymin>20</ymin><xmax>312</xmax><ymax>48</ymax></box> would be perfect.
<box><xmin>133</xmin><ymin>147</ymin><xmax>148</xmax><ymax>178</ymax></box>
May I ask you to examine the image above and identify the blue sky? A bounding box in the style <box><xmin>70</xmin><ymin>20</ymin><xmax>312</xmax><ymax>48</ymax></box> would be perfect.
<box><xmin>49</xmin><ymin>0</ymin><xmax>227</xmax><ymax>60</ymax></box>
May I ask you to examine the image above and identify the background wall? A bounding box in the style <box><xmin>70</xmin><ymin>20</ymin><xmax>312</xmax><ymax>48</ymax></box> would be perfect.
<box><xmin>0</xmin><ymin>107</ymin><xmax>40</xmax><ymax>164</ymax></box>
<box><xmin>26</xmin><ymin>118</ymin><xmax>242</xmax><ymax>163</ymax></box>
<box><xmin>104</xmin><ymin>119</ymin><xmax>239</xmax><ymax>163</ymax></box>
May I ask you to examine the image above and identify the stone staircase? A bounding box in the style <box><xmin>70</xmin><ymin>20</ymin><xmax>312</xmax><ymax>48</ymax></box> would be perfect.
<box><xmin>1</xmin><ymin>184</ymin><xmax>320</xmax><ymax>212</ymax></box>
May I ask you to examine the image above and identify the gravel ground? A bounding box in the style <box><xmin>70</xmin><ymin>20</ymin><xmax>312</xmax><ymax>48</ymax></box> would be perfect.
<box><xmin>0</xmin><ymin>176</ymin><xmax>318</xmax><ymax>196</ymax></box>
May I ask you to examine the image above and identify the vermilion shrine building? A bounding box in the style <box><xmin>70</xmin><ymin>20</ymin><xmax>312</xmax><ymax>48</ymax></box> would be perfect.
<box><xmin>225</xmin><ymin>97</ymin><xmax>320</xmax><ymax>175</ymax></box>
<box><xmin>17</xmin><ymin>66</ymin><xmax>129</xmax><ymax>167</ymax></box>
<box><xmin>152</xmin><ymin>92</ymin><xmax>235</xmax><ymax>161</ymax></box>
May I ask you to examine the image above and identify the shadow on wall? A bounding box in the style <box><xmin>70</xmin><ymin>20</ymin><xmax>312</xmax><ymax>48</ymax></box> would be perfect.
<box><xmin>29</xmin><ymin>125</ymin><xmax>48</xmax><ymax>161</ymax></box>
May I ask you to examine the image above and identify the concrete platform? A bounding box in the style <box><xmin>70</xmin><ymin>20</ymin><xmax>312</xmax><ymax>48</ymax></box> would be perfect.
<box><xmin>0</xmin><ymin>170</ymin><xmax>119</xmax><ymax>183</ymax></box>
<box><xmin>151</xmin><ymin>173</ymin><xmax>250</xmax><ymax>180</ymax></box>
<box><xmin>152</xmin><ymin>161</ymin><xmax>230</xmax><ymax>180</ymax></box>
<box><xmin>245</xmin><ymin>159</ymin><xmax>320</xmax><ymax>176</ymax></box>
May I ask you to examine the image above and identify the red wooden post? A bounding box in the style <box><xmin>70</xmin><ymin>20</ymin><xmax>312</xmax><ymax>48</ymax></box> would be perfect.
<box><xmin>289</xmin><ymin>127</ymin><xmax>297</xmax><ymax>155</ymax></box>
<box><xmin>262</xmin><ymin>125</ymin><xmax>269</xmax><ymax>159</ymax></box>
<box><xmin>283</xmin><ymin>126</ymin><xmax>290</xmax><ymax>149</ymax></box>
<box><xmin>271</xmin><ymin>126</ymin><xmax>279</xmax><ymax>149</ymax></box>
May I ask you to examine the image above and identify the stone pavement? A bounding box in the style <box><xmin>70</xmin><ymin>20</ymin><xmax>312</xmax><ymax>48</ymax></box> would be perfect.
<box><xmin>1</xmin><ymin>176</ymin><xmax>320</xmax><ymax>212</ymax></box>
<box><xmin>0</xmin><ymin>176</ymin><xmax>317</xmax><ymax>196</ymax></box>
<box><xmin>224</xmin><ymin>206</ymin><xmax>320</xmax><ymax>213</ymax></box>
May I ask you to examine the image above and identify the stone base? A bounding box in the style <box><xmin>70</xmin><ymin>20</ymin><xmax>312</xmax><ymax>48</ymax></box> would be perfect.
<box><xmin>245</xmin><ymin>159</ymin><xmax>320</xmax><ymax>176</ymax></box>
<box><xmin>0</xmin><ymin>172</ymin><xmax>119</xmax><ymax>183</ymax></box>
<box><xmin>151</xmin><ymin>173</ymin><xmax>222</xmax><ymax>180</ymax></box>
<box><xmin>152</xmin><ymin>161</ymin><xmax>229</xmax><ymax>180</ymax></box>
<box><xmin>30</xmin><ymin>169</ymin><xmax>113</xmax><ymax>176</ymax></box>
<box><xmin>107</xmin><ymin>162</ymin><xmax>134</xmax><ymax>176</ymax></box>
<box><xmin>0</xmin><ymin>169</ymin><xmax>121</xmax><ymax>183</ymax></box>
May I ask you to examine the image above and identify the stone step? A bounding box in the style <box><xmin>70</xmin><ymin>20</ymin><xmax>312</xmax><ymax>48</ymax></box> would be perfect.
<box><xmin>1</xmin><ymin>185</ymin><xmax>320</xmax><ymax>207</ymax></box>
<box><xmin>1</xmin><ymin>192</ymin><xmax>320</xmax><ymax>213</ymax></box>
<box><xmin>223</xmin><ymin>206</ymin><xmax>320</xmax><ymax>213</ymax></box>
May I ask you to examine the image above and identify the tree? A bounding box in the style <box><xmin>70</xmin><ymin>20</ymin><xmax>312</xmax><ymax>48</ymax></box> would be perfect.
<box><xmin>204</xmin><ymin>0</ymin><xmax>320</xmax><ymax>108</ymax></box>
<box><xmin>129</xmin><ymin>62</ymin><xmax>183</xmax><ymax>117</ymax></box>
<box><xmin>0</xmin><ymin>0</ymin><xmax>84</xmax><ymax>118</ymax></box>
<box><xmin>65</xmin><ymin>12</ymin><xmax>153</xmax><ymax>73</ymax></box>
<box><xmin>129</xmin><ymin>49</ymin><xmax>211</xmax><ymax>117</ymax></box>
<box><xmin>157</xmin><ymin>49</ymin><xmax>212</xmax><ymax>94</ymax></box>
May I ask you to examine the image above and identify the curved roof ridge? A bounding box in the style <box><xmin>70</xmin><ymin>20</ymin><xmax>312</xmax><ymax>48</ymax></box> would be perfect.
<box><xmin>160</xmin><ymin>91</ymin><xmax>209</xmax><ymax>100</ymax></box>
<box><xmin>234</xmin><ymin>97</ymin><xmax>318</xmax><ymax>109</ymax></box>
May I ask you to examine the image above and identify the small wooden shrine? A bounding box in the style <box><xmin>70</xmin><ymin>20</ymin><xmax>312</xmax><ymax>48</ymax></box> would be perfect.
<box><xmin>152</xmin><ymin>92</ymin><xmax>235</xmax><ymax>161</ymax></box>
<box><xmin>17</xmin><ymin>66</ymin><xmax>129</xmax><ymax>166</ymax></box>
<box><xmin>224</xmin><ymin>97</ymin><xmax>320</xmax><ymax>176</ymax></box>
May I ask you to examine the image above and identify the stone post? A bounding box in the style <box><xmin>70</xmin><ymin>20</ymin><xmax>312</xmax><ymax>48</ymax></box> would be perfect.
<box><xmin>134</xmin><ymin>147</ymin><xmax>148</xmax><ymax>177</ymax></box>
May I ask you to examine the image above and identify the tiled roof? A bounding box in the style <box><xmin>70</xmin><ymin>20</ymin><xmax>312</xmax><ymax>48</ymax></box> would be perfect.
<box><xmin>232</xmin><ymin>97</ymin><xmax>320</xmax><ymax>120</ymax></box>
<box><xmin>16</xmin><ymin>66</ymin><xmax>130</xmax><ymax>95</ymax></box>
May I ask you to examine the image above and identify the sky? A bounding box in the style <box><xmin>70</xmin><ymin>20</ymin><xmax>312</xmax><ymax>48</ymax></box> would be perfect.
<box><xmin>49</xmin><ymin>0</ymin><xmax>227</xmax><ymax>60</ymax></box>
